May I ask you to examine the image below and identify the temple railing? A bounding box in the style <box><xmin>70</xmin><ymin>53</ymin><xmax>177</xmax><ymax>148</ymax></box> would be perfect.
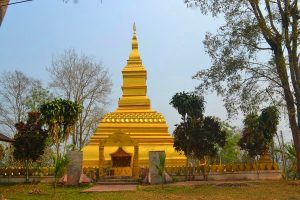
<box><xmin>164</xmin><ymin>163</ymin><xmax>279</xmax><ymax>176</ymax></box>
<box><xmin>0</xmin><ymin>167</ymin><xmax>54</xmax><ymax>177</ymax></box>
<box><xmin>0</xmin><ymin>163</ymin><xmax>280</xmax><ymax>178</ymax></box>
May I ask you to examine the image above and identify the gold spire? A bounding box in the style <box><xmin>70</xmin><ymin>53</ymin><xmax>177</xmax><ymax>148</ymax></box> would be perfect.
<box><xmin>133</xmin><ymin>22</ymin><xmax>136</xmax><ymax>34</ymax></box>
<box><xmin>129</xmin><ymin>22</ymin><xmax>140</xmax><ymax>61</ymax></box>
<box><xmin>118</xmin><ymin>24</ymin><xmax>151</xmax><ymax>111</ymax></box>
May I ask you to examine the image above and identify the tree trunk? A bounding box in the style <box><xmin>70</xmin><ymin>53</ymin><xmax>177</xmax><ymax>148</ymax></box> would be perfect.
<box><xmin>291</xmin><ymin>127</ymin><xmax>300</xmax><ymax>178</ymax></box>
<box><xmin>273</xmin><ymin>50</ymin><xmax>300</xmax><ymax>179</ymax></box>
<box><xmin>276</xmin><ymin>131</ymin><xmax>287</xmax><ymax>180</ymax></box>
<box><xmin>183</xmin><ymin>115</ymin><xmax>189</xmax><ymax>181</ymax></box>
<box><xmin>25</xmin><ymin>159</ymin><xmax>29</xmax><ymax>183</ymax></box>
<box><xmin>56</xmin><ymin>142</ymin><xmax>60</xmax><ymax>159</ymax></box>
<box><xmin>185</xmin><ymin>156</ymin><xmax>189</xmax><ymax>181</ymax></box>
<box><xmin>54</xmin><ymin>141</ymin><xmax>60</xmax><ymax>188</ymax></box>
<box><xmin>161</xmin><ymin>171</ymin><xmax>164</xmax><ymax>188</ymax></box>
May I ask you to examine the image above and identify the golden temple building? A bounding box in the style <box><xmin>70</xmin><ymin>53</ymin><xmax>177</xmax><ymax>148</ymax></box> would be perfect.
<box><xmin>82</xmin><ymin>24</ymin><xmax>186</xmax><ymax>177</ymax></box>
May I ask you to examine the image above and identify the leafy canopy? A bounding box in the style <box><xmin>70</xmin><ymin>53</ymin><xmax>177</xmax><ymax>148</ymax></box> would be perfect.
<box><xmin>219</xmin><ymin>122</ymin><xmax>242</xmax><ymax>164</ymax></box>
<box><xmin>170</xmin><ymin>91</ymin><xmax>205</xmax><ymax>121</ymax></box>
<box><xmin>40</xmin><ymin>98</ymin><xmax>82</xmax><ymax>158</ymax></box>
<box><xmin>174</xmin><ymin>117</ymin><xmax>226</xmax><ymax>159</ymax></box>
<box><xmin>40</xmin><ymin>98</ymin><xmax>82</xmax><ymax>144</ymax></box>
<box><xmin>239</xmin><ymin>106</ymin><xmax>279</xmax><ymax>157</ymax></box>
<box><xmin>171</xmin><ymin>92</ymin><xmax>225</xmax><ymax>159</ymax></box>
<box><xmin>13</xmin><ymin>112</ymin><xmax>48</xmax><ymax>163</ymax></box>
<box><xmin>183</xmin><ymin>0</ymin><xmax>300</xmax><ymax>172</ymax></box>
<box><xmin>184</xmin><ymin>0</ymin><xmax>297</xmax><ymax>118</ymax></box>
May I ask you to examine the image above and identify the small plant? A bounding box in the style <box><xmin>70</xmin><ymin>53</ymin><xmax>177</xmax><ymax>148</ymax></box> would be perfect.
<box><xmin>0</xmin><ymin>194</ymin><xmax>7</xmax><ymax>200</ymax></box>
<box><xmin>53</xmin><ymin>154</ymin><xmax>69</xmax><ymax>189</ymax></box>
<box><xmin>171</xmin><ymin>176</ymin><xmax>179</xmax><ymax>182</ymax></box>
<box><xmin>155</xmin><ymin>153</ymin><xmax>166</xmax><ymax>188</ymax></box>
<box><xmin>28</xmin><ymin>188</ymin><xmax>42</xmax><ymax>195</ymax></box>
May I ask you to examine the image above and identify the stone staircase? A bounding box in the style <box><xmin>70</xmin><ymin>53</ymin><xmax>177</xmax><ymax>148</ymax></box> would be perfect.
<box><xmin>97</xmin><ymin>176</ymin><xmax>139</xmax><ymax>185</ymax></box>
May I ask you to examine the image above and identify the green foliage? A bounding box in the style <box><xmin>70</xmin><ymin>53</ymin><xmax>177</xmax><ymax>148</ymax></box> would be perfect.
<box><xmin>25</xmin><ymin>86</ymin><xmax>53</xmax><ymax>111</ymax></box>
<box><xmin>53</xmin><ymin>154</ymin><xmax>69</xmax><ymax>187</ymax></box>
<box><xmin>0</xmin><ymin>144</ymin><xmax>4</xmax><ymax>161</ymax></box>
<box><xmin>171</xmin><ymin>91</ymin><xmax>208</xmax><ymax>180</ymax></box>
<box><xmin>184</xmin><ymin>0</ymin><xmax>300</xmax><ymax>175</ymax></box>
<box><xmin>12</xmin><ymin>111</ymin><xmax>48</xmax><ymax>182</ymax></box>
<box><xmin>239</xmin><ymin>113</ymin><xmax>264</xmax><ymax>158</ymax></box>
<box><xmin>183</xmin><ymin>0</ymin><xmax>290</xmax><ymax>117</ymax></box>
<box><xmin>259</xmin><ymin>106</ymin><xmax>280</xmax><ymax>142</ymax></box>
<box><xmin>284</xmin><ymin>143</ymin><xmax>297</xmax><ymax>180</ymax></box>
<box><xmin>13</xmin><ymin>112</ymin><xmax>48</xmax><ymax>162</ymax></box>
<box><xmin>173</xmin><ymin>117</ymin><xmax>226</xmax><ymax>159</ymax></box>
<box><xmin>36</xmin><ymin>137</ymin><xmax>55</xmax><ymax>167</ymax></box>
<box><xmin>219</xmin><ymin>124</ymin><xmax>242</xmax><ymax>163</ymax></box>
<box><xmin>285</xmin><ymin>144</ymin><xmax>297</xmax><ymax>163</ymax></box>
<box><xmin>39</xmin><ymin>98</ymin><xmax>82</xmax><ymax>156</ymax></box>
<box><xmin>53</xmin><ymin>155</ymin><xmax>69</xmax><ymax>179</ymax></box>
<box><xmin>192</xmin><ymin>117</ymin><xmax>226</xmax><ymax>159</ymax></box>
<box><xmin>170</xmin><ymin>91</ymin><xmax>205</xmax><ymax>121</ymax></box>
<box><xmin>239</xmin><ymin>106</ymin><xmax>279</xmax><ymax>158</ymax></box>
<box><xmin>155</xmin><ymin>153</ymin><xmax>166</xmax><ymax>187</ymax></box>
<box><xmin>171</xmin><ymin>92</ymin><xmax>225</xmax><ymax>161</ymax></box>
<box><xmin>274</xmin><ymin>142</ymin><xmax>297</xmax><ymax>180</ymax></box>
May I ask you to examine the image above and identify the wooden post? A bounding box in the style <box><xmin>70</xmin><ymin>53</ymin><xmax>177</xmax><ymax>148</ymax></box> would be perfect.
<box><xmin>98</xmin><ymin>145</ymin><xmax>105</xmax><ymax>177</ymax></box>
<box><xmin>133</xmin><ymin>145</ymin><xmax>139</xmax><ymax>178</ymax></box>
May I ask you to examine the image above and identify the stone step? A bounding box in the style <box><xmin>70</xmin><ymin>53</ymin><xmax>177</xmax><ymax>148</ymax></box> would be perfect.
<box><xmin>96</xmin><ymin>181</ymin><xmax>138</xmax><ymax>185</ymax></box>
<box><xmin>98</xmin><ymin>178</ymin><xmax>138</xmax><ymax>182</ymax></box>
<box><xmin>100</xmin><ymin>176</ymin><xmax>133</xmax><ymax>180</ymax></box>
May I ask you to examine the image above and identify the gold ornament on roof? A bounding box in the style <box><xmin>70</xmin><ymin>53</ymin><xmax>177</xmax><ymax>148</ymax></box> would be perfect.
<box><xmin>133</xmin><ymin>22</ymin><xmax>136</xmax><ymax>33</ymax></box>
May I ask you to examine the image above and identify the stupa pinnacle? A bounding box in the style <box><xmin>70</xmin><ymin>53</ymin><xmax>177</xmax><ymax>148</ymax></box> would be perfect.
<box><xmin>117</xmin><ymin>23</ymin><xmax>151</xmax><ymax>111</ymax></box>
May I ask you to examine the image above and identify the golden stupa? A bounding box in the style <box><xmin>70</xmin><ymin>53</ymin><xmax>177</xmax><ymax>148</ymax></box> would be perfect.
<box><xmin>82</xmin><ymin>24</ymin><xmax>185</xmax><ymax>177</ymax></box>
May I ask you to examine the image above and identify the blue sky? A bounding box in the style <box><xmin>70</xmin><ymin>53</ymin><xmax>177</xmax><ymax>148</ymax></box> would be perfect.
<box><xmin>0</xmin><ymin>0</ymin><xmax>291</xmax><ymax>138</ymax></box>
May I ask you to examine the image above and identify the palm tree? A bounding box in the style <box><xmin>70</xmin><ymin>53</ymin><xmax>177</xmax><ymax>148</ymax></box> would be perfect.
<box><xmin>40</xmin><ymin>99</ymin><xmax>82</xmax><ymax>158</ymax></box>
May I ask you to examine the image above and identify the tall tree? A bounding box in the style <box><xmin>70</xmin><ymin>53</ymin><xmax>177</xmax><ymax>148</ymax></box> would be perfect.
<box><xmin>171</xmin><ymin>92</ymin><xmax>226</xmax><ymax>179</ymax></box>
<box><xmin>170</xmin><ymin>92</ymin><xmax>205</xmax><ymax>180</ymax></box>
<box><xmin>173</xmin><ymin>116</ymin><xmax>226</xmax><ymax>179</ymax></box>
<box><xmin>40</xmin><ymin>98</ymin><xmax>82</xmax><ymax>158</ymax></box>
<box><xmin>239</xmin><ymin>106</ymin><xmax>279</xmax><ymax>158</ymax></box>
<box><xmin>184</xmin><ymin>0</ymin><xmax>300</xmax><ymax>176</ymax></box>
<box><xmin>13</xmin><ymin>112</ymin><xmax>48</xmax><ymax>182</ymax></box>
<box><xmin>0</xmin><ymin>70</ymin><xmax>44</xmax><ymax>136</ymax></box>
<box><xmin>48</xmin><ymin>49</ymin><xmax>112</xmax><ymax>150</ymax></box>
<box><xmin>239</xmin><ymin>113</ymin><xmax>265</xmax><ymax>158</ymax></box>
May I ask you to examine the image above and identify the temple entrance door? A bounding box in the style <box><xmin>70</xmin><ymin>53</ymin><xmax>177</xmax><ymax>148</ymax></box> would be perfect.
<box><xmin>110</xmin><ymin>147</ymin><xmax>132</xmax><ymax>176</ymax></box>
<box><xmin>99</xmin><ymin>131</ymin><xmax>139</xmax><ymax>178</ymax></box>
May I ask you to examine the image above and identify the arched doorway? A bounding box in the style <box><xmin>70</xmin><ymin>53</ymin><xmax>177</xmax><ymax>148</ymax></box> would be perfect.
<box><xmin>111</xmin><ymin>147</ymin><xmax>131</xmax><ymax>167</ymax></box>
<box><xmin>110</xmin><ymin>147</ymin><xmax>132</xmax><ymax>176</ymax></box>
<box><xmin>98</xmin><ymin>130</ymin><xmax>139</xmax><ymax>178</ymax></box>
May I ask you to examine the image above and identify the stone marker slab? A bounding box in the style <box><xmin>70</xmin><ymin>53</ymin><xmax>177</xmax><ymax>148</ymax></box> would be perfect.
<box><xmin>149</xmin><ymin>151</ymin><xmax>165</xmax><ymax>184</ymax></box>
<box><xmin>67</xmin><ymin>151</ymin><xmax>83</xmax><ymax>186</ymax></box>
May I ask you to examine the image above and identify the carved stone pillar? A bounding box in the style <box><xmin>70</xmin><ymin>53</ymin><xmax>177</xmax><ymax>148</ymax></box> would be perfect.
<box><xmin>98</xmin><ymin>145</ymin><xmax>105</xmax><ymax>177</ymax></box>
<box><xmin>132</xmin><ymin>145</ymin><xmax>139</xmax><ymax>178</ymax></box>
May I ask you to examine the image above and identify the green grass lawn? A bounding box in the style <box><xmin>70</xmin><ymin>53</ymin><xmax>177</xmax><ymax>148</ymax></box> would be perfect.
<box><xmin>1</xmin><ymin>181</ymin><xmax>300</xmax><ymax>200</ymax></box>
